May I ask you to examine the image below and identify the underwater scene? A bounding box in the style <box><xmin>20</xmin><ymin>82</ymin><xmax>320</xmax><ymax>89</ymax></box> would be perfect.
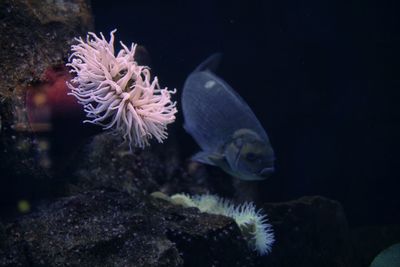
<box><xmin>0</xmin><ymin>0</ymin><xmax>399</xmax><ymax>266</ymax></box>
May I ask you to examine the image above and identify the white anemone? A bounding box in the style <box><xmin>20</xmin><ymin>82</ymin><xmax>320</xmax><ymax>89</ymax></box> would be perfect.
<box><xmin>66</xmin><ymin>30</ymin><xmax>177</xmax><ymax>149</ymax></box>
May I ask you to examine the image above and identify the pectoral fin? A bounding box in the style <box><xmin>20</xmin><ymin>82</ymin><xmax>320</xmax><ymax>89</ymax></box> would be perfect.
<box><xmin>192</xmin><ymin>151</ymin><xmax>224</xmax><ymax>166</ymax></box>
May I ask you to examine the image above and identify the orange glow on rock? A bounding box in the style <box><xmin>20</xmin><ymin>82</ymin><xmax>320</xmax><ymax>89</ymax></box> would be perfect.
<box><xmin>25</xmin><ymin>65</ymin><xmax>84</xmax><ymax>132</ymax></box>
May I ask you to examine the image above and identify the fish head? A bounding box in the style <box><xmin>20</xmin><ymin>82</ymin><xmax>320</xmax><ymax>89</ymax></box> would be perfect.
<box><xmin>224</xmin><ymin>129</ymin><xmax>275</xmax><ymax>181</ymax></box>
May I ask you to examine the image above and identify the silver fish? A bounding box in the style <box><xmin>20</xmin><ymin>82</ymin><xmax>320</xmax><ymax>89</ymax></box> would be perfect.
<box><xmin>182</xmin><ymin>54</ymin><xmax>275</xmax><ymax>181</ymax></box>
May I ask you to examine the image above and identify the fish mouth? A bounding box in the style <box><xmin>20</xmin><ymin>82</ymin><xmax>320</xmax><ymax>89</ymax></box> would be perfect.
<box><xmin>259</xmin><ymin>167</ymin><xmax>275</xmax><ymax>177</ymax></box>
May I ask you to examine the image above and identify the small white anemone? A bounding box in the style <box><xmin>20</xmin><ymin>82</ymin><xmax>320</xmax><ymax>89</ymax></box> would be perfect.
<box><xmin>66</xmin><ymin>30</ymin><xmax>177</xmax><ymax>149</ymax></box>
<box><xmin>170</xmin><ymin>193</ymin><xmax>275</xmax><ymax>255</ymax></box>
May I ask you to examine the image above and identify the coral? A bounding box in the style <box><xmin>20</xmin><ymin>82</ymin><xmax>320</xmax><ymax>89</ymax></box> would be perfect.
<box><xmin>66</xmin><ymin>30</ymin><xmax>177</xmax><ymax>149</ymax></box>
<box><xmin>170</xmin><ymin>193</ymin><xmax>275</xmax><ymax>255</ymax></box>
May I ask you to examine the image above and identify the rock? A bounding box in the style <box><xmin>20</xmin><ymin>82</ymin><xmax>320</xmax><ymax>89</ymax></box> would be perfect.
<box><xmin>260</xmin><ymin>196</ymin><xmax>356</xmax><ymax>267</ymax></box>
<box><xmin>0</xmin><ymin>222</ymin><xmax>5</xmax><ymax>249</ymax></box>
<box><xmin>0</xmin><ymin>0</ymin><xmax>93</xmax><ymax>205</ymax></box>
<box><xmin>0</xmin><ymin>190</ymin><xmax>253</xmax><ymax>266</ymax></box>
<box><xmin>0</xmin><ymin>0</ymin><xmax>92</xmax><ymax>98</ymax></box>
<box><xmin>69</xmin><ymin>133</ymin><xmax>184</xmax><ymax>196</ymax></box>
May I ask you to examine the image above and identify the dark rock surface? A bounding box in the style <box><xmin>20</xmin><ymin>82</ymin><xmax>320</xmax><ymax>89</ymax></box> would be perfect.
<box><xmin>0</xmin><ymin>0</ymin><xmax>93</xmax><ymax>206</ymax></box>
<box><xmin>0</xmin><ymin>0</ymin><xmax>92</xmax><ymax>97</ymax></box>
<box><xmin>261</xmin><ymin>196</ymin><xmax>356</xmax><ymax>267</ymax></box>
<box><xmin>69</xmin><ymin>133</ymin><xmax>184</xmax><ymax>197</ymax></box>
<box><xmin>0</xmin><ymin>222</ymin><xmax>5</xmax><ymax>249</ymax></box>
<box><xmin>0</xmin><ymin>190</ymin><xmax>253</xmax><ymax>267</ymax></box>
<box><xmin>3</xmin><ymin>191</ymin><xmax>381</xmax><ymax>267</ymax></box>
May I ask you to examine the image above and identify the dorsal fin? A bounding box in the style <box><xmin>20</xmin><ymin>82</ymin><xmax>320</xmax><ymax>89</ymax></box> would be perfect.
<box><xmin>194</xmin><ymin>53</ymin><xmax>222</xmax><ymax>72</ymax></box>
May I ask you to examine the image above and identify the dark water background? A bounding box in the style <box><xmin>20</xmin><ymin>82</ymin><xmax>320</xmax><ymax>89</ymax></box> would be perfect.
<box><xmin>92</xmin><ymin>0</ymin><xmax>400</xmax><ymax>227</ymax></box>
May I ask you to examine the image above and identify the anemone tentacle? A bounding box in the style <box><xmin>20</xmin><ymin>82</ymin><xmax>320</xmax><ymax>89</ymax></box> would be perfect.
<box><xmin>66</xmin><ymin>30</ymin><xmax>177</xmax><ymax>149</ymax></box>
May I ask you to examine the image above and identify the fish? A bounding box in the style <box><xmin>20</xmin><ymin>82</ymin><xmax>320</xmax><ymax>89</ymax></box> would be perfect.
<box><xmin>182</xmin><ymin>54</ymin><xmax>275</xmax><ymax>181</ymax></box>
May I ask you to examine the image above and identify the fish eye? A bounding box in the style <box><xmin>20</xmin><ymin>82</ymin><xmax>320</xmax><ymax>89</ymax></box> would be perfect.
<box><xmin>245</xmin><ymin>152</ymin><xmax>258</xmax><ymax>162</ymax></box>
